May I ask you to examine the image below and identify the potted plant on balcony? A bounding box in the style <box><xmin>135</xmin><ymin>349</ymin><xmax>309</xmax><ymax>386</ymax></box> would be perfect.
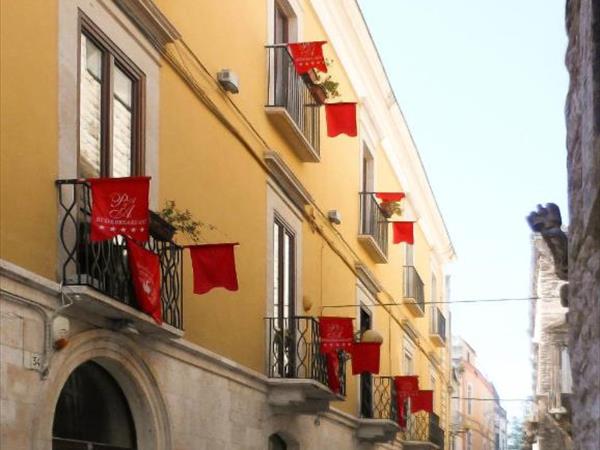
<box><xmin>302</xmin><ymin>61</ymin><xmax>341</xmax><ymax>105</ymax></box>
<box><xmin>379</xmin><ymin>200</ymin><xmax>402</xmax><ymax>219</ymax></box>
<box><xmin>156</xmin><ymin>200</ymin><xmax>203</xmax><ymax>243</ymax></box>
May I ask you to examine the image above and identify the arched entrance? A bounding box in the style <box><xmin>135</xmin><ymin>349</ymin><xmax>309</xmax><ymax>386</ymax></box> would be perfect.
<box><xmin>269</xmin><ymin>433</ymin><xmax>288</xmax><ymax>450</ymax></box>
<box><xmin>52</xmin><ymin>361</ymin><xmax>136</xmax><ymax>449</ymax></box>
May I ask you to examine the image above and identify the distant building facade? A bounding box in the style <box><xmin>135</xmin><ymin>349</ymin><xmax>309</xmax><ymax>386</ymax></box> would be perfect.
<box><xmin>451</xmin><ymin>337</ymin><xmax>507</xmax><ymax>450</ymax></box>
<box><xmin>527</xmin><ymin>236</ymin><xmax>572</xmax><ymax>450</ymax></box>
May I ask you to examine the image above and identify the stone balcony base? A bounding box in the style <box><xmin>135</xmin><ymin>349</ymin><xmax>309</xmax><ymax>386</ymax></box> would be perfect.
<box><xmin>267</xmin><ymin>378</ymin><xmax>342</xmax><ymax>414</ymax></box>
<box><xmin>356</xmin><ymin>418</ymin><xmax>399</xmax><ymax>443</ymax></box>
<box><xmin>63</xmin><ymin>285</ymin><xmax>184</xmax><ymax>340</ymax></box>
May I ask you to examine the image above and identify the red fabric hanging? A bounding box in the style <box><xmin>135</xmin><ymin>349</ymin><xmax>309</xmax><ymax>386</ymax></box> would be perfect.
<box><xmin>188</xmin><ymin>243</ymin><xmax>239</xmax><ymax>295</ymax></box>
<box><xmin>394</xmin><ymin>376</ymin><xmax>420</xmax><ymax>428</ymax></box>
<box><xmin>326</xmin><ymin>352</ymin><xmax>341</xmax><ymax>394</ymax></box>
<box><xmin>411</xmin><ymin>390</ymin><xmax>433</xmax><ymax>413</ymax></box>
<box><xmin>350</xmin><ymin>342</ymin><xmax>381</xmax><ymax>375</ymax></box>
<box><xmin>318</xmin><ymin>316</ymin><xmax>354</xmax><ymax>354</ymax></box>
<box><xmin>287</xmin><ymin>41</ymin><xmax>327</xmax><ymax>74</ymax></box>
<box><xmin>375</xmin><ymin>192</ymin><xmax>406</xmax><ymax>202</ymax></box>
<box><xmin>325</xmin><ymin>103</ymin><xmax>357</xmax><ymax>137</ymax></box>
<box><xmin>126</xmin><ymin>238</ymin><xmax>162</xmax><ymax>324</ymax></box>
<box><xmin>88</xmin><ymin>176</ymin><xmax>150</xmax><ymax>242</ymax></box>
<box><xmin>392</xmin><ymin>221</ymin><xmax>415</xmax><ymax>245</ymax></box>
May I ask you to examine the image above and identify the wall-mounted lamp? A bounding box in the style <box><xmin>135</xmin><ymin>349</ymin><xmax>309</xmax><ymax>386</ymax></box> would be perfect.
<box><xmin>328</xmin><ymin>210</ymin><xmax>342</xmax><ymax>225</ymax></box>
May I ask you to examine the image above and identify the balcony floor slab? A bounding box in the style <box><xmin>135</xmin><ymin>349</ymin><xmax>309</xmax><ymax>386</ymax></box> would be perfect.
<box><xmin>356</xmin><ymin>418</ymin><xmax>399</xmax><ymax>443</ymax></box>
<box><xmin>267</xmin><ymin>378</ymin><xmax>343</xmax><ymax>414</ymax></box>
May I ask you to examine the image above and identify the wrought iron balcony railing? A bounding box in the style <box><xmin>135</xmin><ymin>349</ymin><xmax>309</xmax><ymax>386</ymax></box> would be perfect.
<box><xmin>430</xmin><ymin>307</ymin><xmax>447</xmax><ymax>343</ymax></box>
<box><xmin>403</xmin><ymin>266</ymin><xmax>425</xmax><ymax>313</ymax></box>
<box><xmin>372</xmin><ymin>376</ymin><xmax>399</xmax><ymax>421</ymax></box>
<box><xmin>265</xmin><ymin>45</ymin><xmax>320</xmax><ymax>158</ymax></box>
<box><xmin>359</xmin><ymin>193</ymin><xmax>389</xmax><ymax>259</ymax></box>
<box><xmin>266</xmin><ymin>316</ymin><xmax>346</xmax><ymax>396</ymax></box>
<box><xmin>56</xmin><ymin>179</ymin><xmax>183</xmax><ymax>329</ymax></box>
<box><xmin>401</xmin><ymin>411</ymin><xmax>445</xmax><ymax>448</ymax></box>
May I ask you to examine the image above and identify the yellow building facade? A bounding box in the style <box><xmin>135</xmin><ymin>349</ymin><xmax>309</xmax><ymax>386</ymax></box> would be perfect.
<box><xmin>1</xmin><ymin>1</ymin><xmax>455</xmax><ymax>449</ymax></box>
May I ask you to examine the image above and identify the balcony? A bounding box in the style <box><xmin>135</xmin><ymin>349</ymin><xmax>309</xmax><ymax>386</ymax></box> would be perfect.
<box><xmin>429</xmin><ymin>307</ymin><xmax>446</xmax><ymax>347</ymax></box>
<box><xmin>265</xmin><ymin>45</ymin><xmax>321</xmax><ymax>162</ymax></box>
<box><xmin>265</xmin><ymin>316</ymin><xmax>346</xmax><ymax>414</ymax></box>
<box><xmin>358</xmin><ymin>193</ymin><xmax>389</xmax><ymax>263</ymax></box>
<box><xmin>403</xmin><ymin>266</ymin><xmax>425</xmax><ymax>317</ymax></box>
<box><xmin>357</xmin><ymin>376</ymin><xmax>400</xmax><ymax>443</ymax></box>
<box><xmin>56</xmin><ymin>179</ymin><xmax>183</xmax><ymax>338</ymax></box>
<box><xmin>400</xmin><ymin>411</ymin><xmax>445</xmax><ymax>449</ymax></box>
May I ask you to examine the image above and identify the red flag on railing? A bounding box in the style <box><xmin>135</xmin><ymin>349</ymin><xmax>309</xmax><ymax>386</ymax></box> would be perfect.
<box><xmin>325</xmin><ymin>103</ymin><xmax>357</xmax><ymax>137</ymax></box>
<box><xmin>391</xmin><ymin>221</ymin><xmax>414</xmax><ymax>245</ymax></box>
<box><xmin>326</xmin><ymin>352</ymin><xmax>341</xmax><ymax>394</ymax></box>
<box><xmin>319</xmin><ymin>316</ymin><xmax>354</xmax><ymax>354</ymax></box>
<box><xmin>375</xmin><ymin>192</ymin><xmax>406</xmax><ymax>202</ymax></box>
<box><xmin>188</xmin><ymin>243</ymin><xmax>239</xmax><ymax>295</ymax></box>
<box><xmin>412</xmin><ymin>390</ymin><xmax>434</xmax><ymax>413</ymax></box>
<box><xmin>287</xmin><ymin>41</ymin><xmax>327</xmax><ymax>74</ymax></box>
<box><xmin>394</xmin><ymin>376</ymin><xmax>420</xmax><ymax>428</ymax></box>
<box><xmin>126</xmin><ymin>238</ymin><xmax>162</xmax><ymax>324</ymax></box>
<box><xmin>88</xmin><ymin>176</ymin><xmax>150</xmax><ymax>242</ymax></box>
<box><xmin>350</xmin><ymin>342</ymin><xmax>381</xmax><ymax>375</ymax></box>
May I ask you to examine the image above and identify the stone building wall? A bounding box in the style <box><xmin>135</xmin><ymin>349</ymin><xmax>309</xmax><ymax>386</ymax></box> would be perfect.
<box><xmin>0</xmin><ymin>261</ymin><xmax>401</xmax><ymax>450</ymax></box>
<box><xmin>564</xmin><ymin>0</ymin><xmax>600</xmax><ymax>449</ymax></box>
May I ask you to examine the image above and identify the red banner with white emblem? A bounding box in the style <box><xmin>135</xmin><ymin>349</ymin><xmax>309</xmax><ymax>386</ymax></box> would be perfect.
<box><xmin>88</xmin><ymin>176</ymin><xmax>150</xmax><ymax>242</ymax></box>
<box><xmin>126</xmin><ymin>238</ymin><xmax>162</xmax><ymax>324</ymax></box>
<box><xmin>326</xmin><ymin>352</ymin><xmax>341</xmax><ymax>394</ymax></box>
<box><xmin>394</xmin><ymin>376</ymin><xmax>420</xmax><ymax>428</ymax></box>
<box><xmin>287</xmin><ymin>41</ymin><xmax>327</xmax><ymax>74</ymax></box>
<box><xmin>319</xmin><ymin>316</ymin><xmax>354</xmax><ymax>354</ymax></box>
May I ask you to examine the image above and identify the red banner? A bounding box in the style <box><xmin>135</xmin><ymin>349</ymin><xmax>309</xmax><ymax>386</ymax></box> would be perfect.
<box><xmin>325</xmin><ymin>103</ymin><xmax>357</xmax><ymax>137</ymax></box>
<box><xmin>375</xmin><ymin>192</ymin><xmax>406</xmax><ymax>202</ymax></box>
<box><xmin>88</xmin><ymin>176</ymin><xmax>150</xmax><ymax>242</ymax></box>
<box><xmin>287</xmin><ymin>41</ymin><xmax>327</xmax><ymax>74</ymax></box>
<box><xmin>326</xmin><ymin>352</ymin><xmax>341</xmax><ymax>394</ymax></box>
<box><xmin>188</xmin><ymin>243</ymin><xmax>239</xmax><ymax>295</ymax></box>
<box><xmin>319</xmin><ymin>316</ymin><xmax>354</xmax><ymax>354</ymax></box>
<box><xmin>412</xmin><ymin>390</ymin><xmax>433</xmax><ymax>413</ymax></box>
<box><xmin>394</xmin><ymin>376</ymin><xmax>420</xmax><ymax>428</ymax></box>
<box><xmin>126</xmin><ymin>239</ymin><xmax>162</xmax><ymax>324</ymax></box>
<box><xmin>351</xmin><ymin>342</ymin><xmax>381</xmax><ymax>375</ymax></box>
<box><xmin>392</xmin><ymin>221</ymin><xmax>414</xmax><ymax>245</ymax></box>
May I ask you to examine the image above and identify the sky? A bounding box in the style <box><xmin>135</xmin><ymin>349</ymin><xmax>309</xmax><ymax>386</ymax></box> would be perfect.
<box><xmin>358</xmin><ymin>0</ymin><xmax>569</xmax><ymax>419</ymax></box>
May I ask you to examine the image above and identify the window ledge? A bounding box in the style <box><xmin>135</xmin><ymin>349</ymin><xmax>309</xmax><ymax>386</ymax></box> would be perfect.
<box><xmin>265</xmin><ymin>106</ymin><xmax>320</xmax><ymax>162</ymax></box>
<box><xmin>403</xmin><ymin>298</ymin><xmax>425</xmax><ymax>317</ymax></box>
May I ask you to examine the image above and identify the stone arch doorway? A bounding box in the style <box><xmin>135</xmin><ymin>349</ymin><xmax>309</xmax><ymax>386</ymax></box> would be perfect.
<box><xmin>52</xmin><ymin>360</ymin><xmax>136</xmax><ymax>449</ymax></box>
<box><xmin>31</xmin><ymin>329</ymin><xmax>172</xmax><ymax>450</ymax></box>
<box><xmin>269</xmin><ymin>433</ymin><xmax>288</xmax><ymax>450</ymax></box>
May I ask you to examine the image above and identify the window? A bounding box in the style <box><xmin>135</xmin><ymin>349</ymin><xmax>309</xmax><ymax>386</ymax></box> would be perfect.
<box><xmin>467</xmin><ymin>384</ymin><xmax>473</xmax><ymax>414</ymax></box>
<box><xmin>360</xmin><ymin>145</ymin><xmax>375</xmax><ymax>234</ymax></box>
<box><xmin>430</xmin><ymin>375</ymin><xmax>436</xmax><ymax>409</ymax></box>
<box><xmin>405</xmin><ymin>242</ymin><xmax>414</xmax><ymax>265</ymax></box>
<box><xmin>360</xmin><ymin>306</ymin><xmax>373</xmax><ymax>418</ymax></box>
<box><xmin>53</xmin><ymin>361</ymin><xmax>136</xmax><ymax>449</ymax></box>
<box><xmin>467</xmin><ymin>430</ymin><xmax>473</xmax><ymax>450</ymax></box>
<box><xmin>403</xmin><ymin>344</ymin><xmax>414</xmax><ymax>375</ymax></box>
<box><xmin>273</xmin><ymin>216</ymin><xmax>296</xmax><ymax>323</ymax></box>
<box><xmin>79</xmin><ymin>16</ymin><xmax>144</xmax><ymax>178</ymax></box>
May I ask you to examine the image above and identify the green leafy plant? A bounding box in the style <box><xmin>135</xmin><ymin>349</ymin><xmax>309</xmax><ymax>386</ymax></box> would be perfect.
<box><xmin>379</xmin><ymin>200</ymin><xmax>402</xmax><ymax>218</ymax></box>
<box><xmin>158</xmin><ymin>200</ymin><xmax>212</xmax><ymax>243</ymax></box>
<box><xmin>314</xmin><ymin>59</ymin><xmax>341</xmax><ymax>99</ymax></box>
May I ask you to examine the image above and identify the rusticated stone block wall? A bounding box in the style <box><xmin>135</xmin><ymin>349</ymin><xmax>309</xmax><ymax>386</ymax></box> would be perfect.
<box><xmin>564</xmin><ymin>1</ymin><xmax>600</xmax><ymax>449</ymax></box>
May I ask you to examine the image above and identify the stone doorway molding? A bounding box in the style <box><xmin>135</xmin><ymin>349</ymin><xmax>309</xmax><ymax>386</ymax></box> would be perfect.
<box><xmin>31</xmin><ymin>329</ymin><xmax>172</xmax><ymax>450</ymax></box>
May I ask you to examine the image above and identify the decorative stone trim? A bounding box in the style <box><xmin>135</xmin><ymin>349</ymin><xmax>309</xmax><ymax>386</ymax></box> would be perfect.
<box><xmin>264</xmin><ymin>150</ymin><xmax>313</xmax><ymax>209</ymax></box>
<box><xmin>115</xmin><ymin>0</ymin><xmax>181</xmax><ymax>49</ymax></box>
<box><xmin>355</xmin><ymin>262</ymin><xmax>383</xmax><ymax>296</ymax></box>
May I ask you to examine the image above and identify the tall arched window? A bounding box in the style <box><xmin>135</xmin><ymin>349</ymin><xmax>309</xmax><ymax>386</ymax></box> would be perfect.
<box><xmin>269</xmin><ymin>433</ymin><xmax>288</xmax><ymax>450</ymax></box>
<box><xmin>53</xmin><ymin>361</ymin><xmax>136</xmax><ymax>449</ymax></box>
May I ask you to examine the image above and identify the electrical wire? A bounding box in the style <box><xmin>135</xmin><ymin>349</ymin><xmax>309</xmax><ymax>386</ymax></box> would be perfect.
<box><xmin>452</xmin><ymin>397</ymin><xmax>533</xmax><ymax>402</ymax></box>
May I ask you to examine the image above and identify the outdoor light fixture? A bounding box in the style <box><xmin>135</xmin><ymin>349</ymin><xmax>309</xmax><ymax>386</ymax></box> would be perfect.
<box><xmin>217</xmin><ymin>69</ymin><xmax>240</xmax><ymax>94</ymax></box>
<box><xmin>328</xmin><ymin>210</ymin><xmax>342</xmax><ymax>225</ymax></box>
